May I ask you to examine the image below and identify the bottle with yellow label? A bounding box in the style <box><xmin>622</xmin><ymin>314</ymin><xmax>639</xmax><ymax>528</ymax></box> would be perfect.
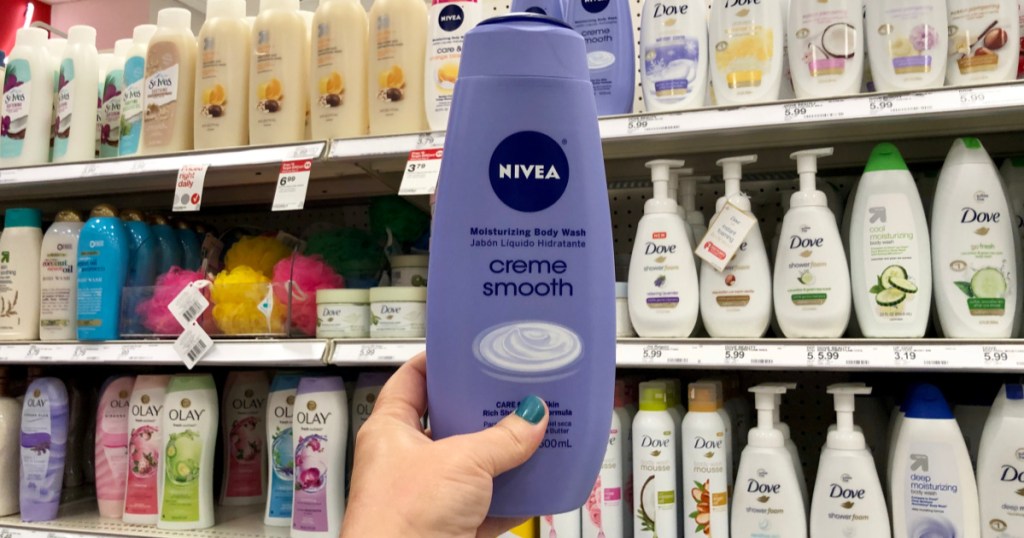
<box><xmin>311</xmin><ymin>0</ymin><xmax>369</xmax><ymax>139</ymax></box>
<box><xmin>368</xmin><ymin>0</ymin><xmax>428</xmax><ymax>135</ymax></box>
<box><xmin>195</xmin><ymin>0</ymin><xmax>250</xmax><ymax>149</ymax></box>
<box><xmin>250</xmin><ymin>0</ymin><xmax>310</xmax><ymax>145</ymax></box>
<box><xmin>708</xmin><ymin>0</ymin><xmax>784</xmax><ymax>105</ymax></box>
<box><xmin>424</xmin><ymin>0</ymin><xmax>481</xmax><ymax>130</ymax></box>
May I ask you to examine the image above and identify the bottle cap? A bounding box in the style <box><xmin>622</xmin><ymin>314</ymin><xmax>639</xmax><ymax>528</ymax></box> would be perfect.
<box><xmin>46</xmin><ymin>38</ymin><xmax>67</xmax><ymax>60</ymax></box>
<box><xmin>120</xmin><ymin>209</ymin><xmax>147</xmax><ymax>222</ymax></box>
<box><xmin>639</xmin><ymin>381</ymin><xmax>668</xmax><ymax>412</ymax></box>
<box><xmin>462</xmin><ymin>14</ymin><xmax>587</xmax><ymax>80</ymax></box>
<box><xmin>67</xmin><ymin>25</ymin><xmax>97</xmax><ymax>47</ymax></box>
<box><xmin>661</xmin><ymin>378</ymin><xmax>681</xmax><ymax>408</ymax></box>
<box><xmin>132</xmin><ymin>24</ymin><xmax>158</xmax><ymax>46</ymax></box>
<box><xmin>864</xmin><ymin>142</ymin><xmax>908</xmax><ymax>173</ymax></box>
<box><xmin>157</xmin><ymin>7</ymin><xmax>192</xmax><ymax>30</ymax></box>
<box><xmin>4</xmin><ymin>208</ymin><xmax>41</xmax><ymax>228</ymax></box>
<box><xmin>903</xmin><ymin>384</ymin><xmax>953</xmax><ymax>420</ymax></box>
<box><xmin>1008</xmin><ymin>384</ymin><xmax>1024</xmax><ymax>400</ymax></box>
<box><xmin>688</xmin><ymin>382</ymin><xmax>720</xmax><ymax>413</ymax></box>
<box><xmin>15</xmin><ymin>27</ymin><xmax>48</xmax><ymax>49</ymax></box>
<box><xmin>113</xmin><ymin>38</ymin><xmax>132</xmax><ymax>58</ymax></box>
<box><xmin>54</xmin><ymin>210</ymin><xmax>83</xmax><ymax>223</ymax></box>
<box><xmin>944</xmin><ymin>137</ymin><xmax>995</xmax><ymax>167</ymax></box>
<box><xmin>150</xmin><ymin>214</ymin><xmax>170</xmax><ymax>225</ymax></box>
<box><xmin>207</xmin><ymin>0</ymin><xmax>247</xmax><ymax>19</ymax></box>
<box><xmin>717</xmin><ymin>154</ymin><xmax>758</xmax><ymax>185</ymax></box>
<box><xmin>90</xmin><ymin>204</ymin><xmax>119</xmax><ymax>218</ymax></box>
<box><xmin>789</xmin><ymin>148</ymin><xmax>832</xmax><ymax>207</ymax></box>
<box><xmin>175</xmin><ymin>220</ymin><xmax>193</xmax><ymax>230</ymax></box>
<box><xmin>644</xmin><ymin>160</ymin><xmax>687</xmax><ymax>215</ymax></box>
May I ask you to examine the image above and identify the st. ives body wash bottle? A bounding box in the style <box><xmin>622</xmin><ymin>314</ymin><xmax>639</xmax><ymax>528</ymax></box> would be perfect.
<box><xmin>427</xmin><ymin>14</ymin><xmax>616</xmax><ymax>517</ymax></box>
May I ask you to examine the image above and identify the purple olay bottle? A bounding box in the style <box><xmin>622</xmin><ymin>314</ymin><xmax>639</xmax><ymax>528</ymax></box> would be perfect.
<box><xmin>427</xmin><ymin>14</ymin><xmax>616</xmax><ymax>517</ymax></box>
<box><xmin>20</xmin><ymin>377</ymin><xmax>69</xmax><ymax>522</ymax></box>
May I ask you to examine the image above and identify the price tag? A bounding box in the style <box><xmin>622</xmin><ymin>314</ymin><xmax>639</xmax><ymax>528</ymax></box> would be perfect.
<box><xmin>292</xmin><ymin>144</ymin><xmax>322</xmax><ymax>159</ymax></box>
<box><xmin>625</xmin><ymin>114</ymin><xmax>683</xmax><ymax>136</ymax></box>
<box><xmin>782</xmin><ymin>99</ymin><xmax>859</xmax><ymax>123</ymax></box>
<box><xmin>982</xmin><ymin>345</ymin><xmax>1011</xmax><ymax>366</ymax></box>
<box><xmin>806</xmin><ymin>345</ymin><xmax>844</xmax><ymax>365</ymax></box>
<box><xmin>892</xmin><ymin>345</ymin><xmax>919</xmax><ymax>365</ymax></box>
<box><xmin>129</xmin><ymin>160</ymin><xmax>147</xmax><ymax>173</ymax></box>
<box><xmin>399</xmin><ymin>148</ymin><xmax>444</xmax><ymax>196</ymax></box>
<box><xmin>272</xmin><ymin>159</ymin><xmax>313</xmax><ymax>211</ymax></box>
<box><xmin>415</xmin><ymin>132</ymin><xmax>444</xmax><ymax>149</ymax></box>
<box><xmin>81</xmin><ymin>163</ymin><xmax>100</xmax><ymax>177</ymax></box>
<box><xmin>174</xmin><ymin>322</ymin><xmax>213</xmax><ymax>369</ymax></box>
<box><xmin>695</xmin><ymin>202</ymin><xmax>757</xmax><ymax>271</ymax></box>
<box><xmin>168</xmin><ymin>283</ymin><xmax>210</xmax><ymax>328</ymax></box>
<box><xmin>172</xmin><ymin>164</ymin><xmax>208</xmax><ymax>212</ymax></box>
<box><xmin>867</xmin><ymin>93</ymin><xmax>940</xmax><ymax>116</ymax></box>
<box><xmin>958</xmin><ymin>87</ymin><xmax>988</xmax><ymax>107</ymax></box>
<box><xmin>23</xmin><ymin>344</ymin><xmax>65</xmax><ymax>362</ymax></box>
<box><xmin>71</xmin><ymin>345</ymin><xmax>102</xmax><ymax>361</ymax></box>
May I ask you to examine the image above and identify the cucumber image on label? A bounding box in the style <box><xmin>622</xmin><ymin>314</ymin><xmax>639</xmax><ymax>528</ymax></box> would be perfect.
<box><xmin>889</xmin><ymin>277</ymin><xmax>918</xmax><ymax>294</ymax></box>
<box><xmin>869</xmin><ymin>264</ymin><xmax>917</xmax><ymax>307</ymax></box>
<box><xmin>876</xmin><ymin>287</ymin><xmax>907</xmax><ymax>307</ymax></box>
<box><xmin>969</xmin><ymin>268</ymin><xmax>1008</xmax><ymax>299</ymax></box>
<box><xmin>799</xmin><ymin>271</ymin><xmax>814</xmax><ymax>285</ymax></box>
<box><xmin>880</xmin><ymin>265</ymin><xmax>908</xmax><ymax>286</ymax></box>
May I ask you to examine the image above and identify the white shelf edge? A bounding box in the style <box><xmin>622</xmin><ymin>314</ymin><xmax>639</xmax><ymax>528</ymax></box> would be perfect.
<box><xmin>0</xmin><ymin>142</ymin><xmax>326</xmax><ymax>186</ymax></box>
<box><xmin>329</xmin><ymin>338</ymin><xmax>1024</xmax><ymax>372</ymax></box>
<box><xmin>0</xmin><ymin>339</ymin><xmax>329</xmax><ymax>366</ymax></box>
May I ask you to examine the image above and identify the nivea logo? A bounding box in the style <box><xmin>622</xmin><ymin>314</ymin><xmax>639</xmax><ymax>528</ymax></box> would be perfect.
<box><xmin>961</xmin><ymin>207</ymin><xmax>1001</xmax><ymax>224</ymax></box>
<box><xmin>640</xmin><ymin>434</ymin><xmax>670</xmax><ymax>448</ymax></box>
<box><xmin>693</xmin><ymin>436</ymin><xmax>721</xmax><ymax>450</ymax></box>
<box><xmin>489</xmin><ymin>131</ymin><xmax>570</xmax><ymax>213</ymax></box>
<box><xmin>1000</xmin><ymin>465</ymin><xmax>1024</xmax><ymax>482</ymax></box>
<box><xmin>582</xmin><ymin>0</ymin><xmax>610</xmax><ymax>14</ymax></box>
<box><xmin>653</xmin><ymin>3</ymin><xmax>688</xmax><ymax>17</ymax></box>
<box><xmin>723</xmin><ymin>0</ymin><xmax>760</xmax><ymax>7</ymax></box>
<box><xmin>438</xmin><ymin>4</ymin><xmax>465</xmax><ymax>32</ymax></box>
<box><xmin>789</xmin><ymin>235</ymin><xmax>824</xmax><ymax>249</ymax></box>
<box><xmin>829</xmin><ymin>484</ymin><xmax>866</xmax><ymax>499</ymax></box>
<box><xmin>747</xmin><ymin>479</ymin><xmax>781</xmax><ymax>494</ymax></box>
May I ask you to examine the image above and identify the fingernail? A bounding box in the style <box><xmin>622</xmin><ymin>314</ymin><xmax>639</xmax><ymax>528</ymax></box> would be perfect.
<box><xmin>514</xmin><ymin>395</ymin><xmax>546</xmax><ymax>425</ymax></box>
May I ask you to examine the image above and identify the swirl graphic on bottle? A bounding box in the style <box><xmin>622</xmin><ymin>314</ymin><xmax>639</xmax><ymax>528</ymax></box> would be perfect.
<box><xmin>475</xmin><ymin>321</ymin><xmax>583</xmax><ymax>379</ymax></box>
<box><xmin>910</xmin><ymin>515</ymin><xmax>956</xmax><ymax>538</ymax></box>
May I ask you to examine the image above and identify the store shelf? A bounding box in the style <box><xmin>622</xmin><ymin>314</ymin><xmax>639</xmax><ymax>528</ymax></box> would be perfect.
<box><xmin>329</xmin><ymin>338</ymin><xmax>1024</xmax><ymax>372</ymax></box>
<box><xmin>0</xmin><ymin>339</ymin><xmax>328</xmax><ymax>367</ymax></box>
<box><xmin>0</xmin><ymin>500</ymin><xmax>284</xmax><ymax>538</ymax></box>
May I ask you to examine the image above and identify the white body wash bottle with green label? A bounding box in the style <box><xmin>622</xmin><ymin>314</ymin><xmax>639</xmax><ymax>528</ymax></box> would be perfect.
<box><xmin>932</xmin><ymin>138</ymin><xmax>1019</xmax><ymax>338</ymax></box>
<box><xmin>773</xmin><ymin>148</ymin><xmax>851</xmax><ymax>338</ymax></box>
<box><xmin>157</xmin><ymin>374</ymin><xmax>218</xmax><ymax>530</ymax></box>
<box><xmin>850</xmin><ymin>143</ymin><xmax>932</xmax><ymax>337</ymax></box>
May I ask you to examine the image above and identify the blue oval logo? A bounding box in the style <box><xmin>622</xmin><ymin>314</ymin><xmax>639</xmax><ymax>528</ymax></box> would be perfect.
<box><xmin>438</xmin><ymin>4</ymin><xmax>465</xmax><ymax>32</ymax></box>
<box><xmin>582</xmin><ymin>0</ymin><xmax>610</xmax><ymax>14</ymax></box>
<box><xmin>488</xmin><ymin>131</ymin><xmax>569</xmax><ymax>213</ymax></box>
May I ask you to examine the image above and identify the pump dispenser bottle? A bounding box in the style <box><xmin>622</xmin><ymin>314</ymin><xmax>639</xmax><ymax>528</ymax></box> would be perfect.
<box><xmin>810</xmin><ymin>384</ymin><xmax>891</xmax><ymax>538</ymax></box>
<box><xmin>632</xmin><ymin>381</ymin><xmax>678</xmax><ymax>538</ymax></box>
<box><xmin>141</xmin><ymin>8</ymin><xmax>197</xmax><ymax>155</ymax></box>
<box><xmin>52</xmin><ymin>26</ymin><xmax>99</xmax><ymax>163</ymax></box>
<box><xmin>668</xmin><ymin>168</ymin><xmax>698</xmax><ymax>251</ymax></box>
<box><xmin>682</xmin><ymin>382</ymin><xmax>730</xmax><ymax>538</ymax></box>
<box><xmin>701</xmin><ymin>155</ymin><xmax>772</xmax><ymax>337</ymax></box>
<box><xmin>850</xmin><ymin>143</ymin><xmax>932</xmax><ymax>337</ymax></box>
<box><xmin>628</xmin><ymin>160</ymin><xmax>699</xmax><ymax>337</ymax></box>
<box><xmin>678</xmin><ymin>172</ymin><xmax>708</xmax><ymax>241</ymax></box>
<box><xmin>773</xmin><ymin>148</ymin><xmax>851</xmax><ymax>338</ymax></box>
<box><xmin>731</xmin><ymin>384</ymin><xmax>807</xmax><ymax>538</ymax></box>
<box><xmin>772</xmin><ymin>383</ymin><xmax>808</xmax><ymax>508</ymax></box>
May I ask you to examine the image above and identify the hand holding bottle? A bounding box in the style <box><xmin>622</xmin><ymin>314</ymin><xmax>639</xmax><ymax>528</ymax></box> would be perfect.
<box><xmin>342</xmin><ymin>353</ymin><xmax>550</xmax><ymax>537</ymax></box>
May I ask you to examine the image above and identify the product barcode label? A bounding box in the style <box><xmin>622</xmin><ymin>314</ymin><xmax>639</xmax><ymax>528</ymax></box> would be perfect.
<box><xmin>173</xmin><ymin>323</ymin><xmax>213</xmax><ymax>369</ymax></box>
<box><xmin>168</xmin><ymin>284</ymin><xmax>210</xmax><ymax>328</ymax></box>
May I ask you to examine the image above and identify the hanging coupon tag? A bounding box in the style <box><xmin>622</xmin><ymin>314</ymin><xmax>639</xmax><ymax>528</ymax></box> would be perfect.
<box><xmin>399</xmin><ymin>148</ymin><xmax>443</xmax><ymax>196</ymax></box>
<box><xmin>172</xmin><ymin>164</ymin><xmax>209</xmax><ymax>212</ymax></box>
<box><xmin>173</xmin><ymin>322</ymin><xmax>213</xmax><ymax>369</ymax></box>
<box><xmin>168</xmin><ymin>283</ymin><xmax>211</xmax><ymax>328</ymax></box>
<box><xmin>272</xmin><ymin>159</ymin><xmax>313</xmax><ymax>211</ymax></box>
<box><xmin>695</xmin><ymin>202</ymin><xmax>758</xmax><ymax>272</ymax></box>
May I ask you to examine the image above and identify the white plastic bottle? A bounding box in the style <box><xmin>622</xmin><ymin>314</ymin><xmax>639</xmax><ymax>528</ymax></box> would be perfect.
<box><xmin>98</xmin><ymin>40</ymin><xmax>130</xmax><ymax>159</ymax></box>
<box><xmin>0</xmin><ymin>370</ymin><xmax>20</xmax><ymax>516</ymax></box>
<box><xmin>158</xmin><ymin>374</ymin><xmax>218</xmax><ymax>530</ymax></box>
<box><xmin>291</xmin><ymin>376</ymin><xmax>347</xmax><ymax>538</ymax></box>
<box><xmin>701</xmin><ymin>155</ymin><xmax>772</xmax><ymax>338</ymax></box>
<box><xmin>44</xmin><ymin>37</ymin><xmax>66</xmax><ymax>163</ymax></box>
<box><xmin>1</xmin><ymin>28</ymin><xmax>54</xmax><ymax>166</ymax></box>
<box><xmin>946</xmin><ymin>0</ymin><xmax>1020</xmax><ymax>86</ymax></box>
<box><xmin>424</xmin><ymin>0</ymin><xmax>481</xmax><ymax>130</ymax></box>
<box><xmin>628</xmin><ymin>160</ymin><xmax>699</xmax><ymax>337</ymax></box>
<box><xmin>311</xmin><ymin>0</ymin><xmax>369</xmax><ymax>139</ymax></box>
<box><xmin>0</xmin><ymin>209</ymin><xmax>42</xmax><ymax>340</ymax></box>
<box><xmin>265</xmin><ymin>373</ymin><xmax>301</xmax><ymax>527</ymax></box>
<box><xmin>731</xmin><ymin>384</ymin><xmax>807</xmax><ymax>538</ymax></box>
<box><xmin>250</xmin><ymin>0</ymin><xmax>309</xmax><ymax>145</ymax></box>
<box><xmin>932</xmin><ymin>138</ymin><xmax>1019</xmax><ymax>338</ymax></box>
<box><xmin>977</xmin><ymin>384</ymin><xmax>1024</xmax><ymax>537</ymax></box>
<box><xmin>39</xmin><ymin>210</ymin><xmax>83</xmax><ymax>341</ymax></box>
<box><xmin>850</xmin><ymin>143</ymin><xmax>933</xmax><ymax>337</ymax></box>
<box><xmin>52</xmin><ymin>25</ymin><xmax>99</xmax><ymax>163</ymax></box>
<box><xmin>678</xmin><ymin>172</ymin><xmax>709</xmax><ymax>242</ymax></box>
<box><xmin>1002</xmin><ymin>158</ymin><xmax>1024</xmax><ymax>241</ymax></box>
<box><xmin>640</xmin><ymin>0</ymin><xmax>708</xmax><ymax>111</ymax></box>
<box><xmin>787</xmin><ymin>0</ymin><xmax>864</xmax><ymax>98</ymax></box>
<box><xmin>865</xmin><ymin>0</ymin><xmax>948</xmax><ymax>92</ymax></box>
<box><xmin>195</xmin><ymin>0</ymin><xmax>250</xmax><ymax>150</ymax></box>
<box><xmin>368</xmin><ymin>0</ymin><xmax>428</xmax><ymax>135</ymax></box>
<box><xmin>668</xmin><ymin>168</ymin><xmax>698</xmax><ymax>254</ymax></box>
<box><xmin>698</xmin><ymin>379</ymin><xmax>734</xmax><ymax>487</ymax></box>
<box><xmin>773</xmin><ymin>148</ymin><xmax>851</xmax><ymax>338</ymax></box>
<box><xmin>681</xmin><ymin>382</ymin><xmax>729</xmax><ymax>538</ymax></box>
<box><xmin>219</xmin><ymin>371</ymin><xmax>269</xmax><ymax>506</ymax></box>
<box><xmin>96</xmin><ymin>53</ymin><xmax>114</xmax><ymax>159</ymax></box>
<box><xmin>541</xmin><ymin>510</ymin><xmax>581</xmax><ymax>538</ymax></box>
<box><xmin>810</xmin><ymin>384</ymin><xmax>891</xmax><ymax>538</ymax></box>
<box><xmin>772</xmin><ymin>385</ymin><xmax>809</xmax><ymax>508</ymax></box>
<box><xmin>119</xmin><ymin>24</ymin><xmax>157</xmax><ymax>158</ymax></box>
<box><xmin>632</xmin><ymin>381</ymin><xmax>677</xmax><ymax>538</ymax></box>
<box><xmin>709</xmin><ymin>0</ymin><xmax>784</xmax><ymax>105</ymax></box>
<box><xmin>141</xmin><ymin>8</ymin><xmax>197</xmax><ymax>155</ymax></box>
<box><xmin>890</xmin><ymin>384</ymin><xmax>980</xmax><ymax>538</ymax></box>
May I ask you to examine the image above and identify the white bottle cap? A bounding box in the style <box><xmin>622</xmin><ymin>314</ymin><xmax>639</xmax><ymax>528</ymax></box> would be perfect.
<box><xmin>15</xmin><ymin>27</ymin><xmax>48</xmax><ymax>49</ymax></box>
<box><xmin>827</xmin><ymin>383</ymin><xmax>871</xmax><ymax>450</ymax></box>
<box><xmin>67</xmin><ymin>25</ymin><xmax>97</xmax><ymax>47</ymax></box>
<box><xmin>261</xmin><ymin>0</ymin><xmax>300</xmax><ymax>12</ymax></box>
<box><xmin>46</xmin><ymin>38</ymin><xmax>67</xmax><ymax>60</ymax></box>
<box><xmin>132</xmin><ymin>24</ymin><xmax>158</xmax><ymax>46</ymax></box>
<box><xmin>645</xmin><ymin>160</ymin><xmax>686</xmax><ymax>215</ymax></box>
<box><xmin>717</xmin><ymin>154</ymin><xmax>758</xmax><ymax>193</ymax></box>
<box><xmin>113</xmin><ymin>38</ymin><xmax>132</xmax><ymax>59</ymax></box>
<box><xmin>157</xmin><ymin>7</ymin><xmax>192</xmax><ymax>30</ymax></box>
<box><xmin>789</xmin><ymin>147</ymin><xmax>833</xmax><ymax>208</ymax></box>
<box><xmin>207</xmin><ymin>0</ymin><xmax>247</xmax><ymax>20</ymax></box>
<box><xmin>98</xmin><ymin>52</ymin><xmax>114</xmax><ymax>75</ymax></box>
<box><xmin>747</xmin><ymin>384</ymin><xmax>787</xmax><ymax>447</ymax></box>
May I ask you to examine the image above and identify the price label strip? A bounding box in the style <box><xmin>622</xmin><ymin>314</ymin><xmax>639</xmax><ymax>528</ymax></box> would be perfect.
<box><xmin>272</xmin><ymin>159</ymin><xmax>313</xmax><ymax>211</ymax></box>
<box><xmin>722</xmin><ymin>344</ymin><xmax>790</xmax><ymax>367</ymax></box>
<box><xmin>399</xmin><ymin>148</ymin><xmax>444</xmax><ymax>196</ymax></box>
<box><xmin>172</xmin><ymin>164</ymin><xmax>209</xmax><ymax>212</ymax></box>
<box><xmin>782</xmin><ymin>99</ymin><xmax>860</xmax><ymax>123</ymax></box>
<box><xmin>625</xmin><ymin>114</ymin><xmax>683</xmax><ymax>136</ymax></box>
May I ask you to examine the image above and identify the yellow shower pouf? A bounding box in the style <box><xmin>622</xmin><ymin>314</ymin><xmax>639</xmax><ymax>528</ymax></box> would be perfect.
<box><xmin>211</xmin><ymin>266</ymin><xmax>287</xmax><ymax>335</ymax></box>
<box><xmin>223</xmin><ymin>236</ymin><xmax>293</xmax><ymax>278</ymax></box>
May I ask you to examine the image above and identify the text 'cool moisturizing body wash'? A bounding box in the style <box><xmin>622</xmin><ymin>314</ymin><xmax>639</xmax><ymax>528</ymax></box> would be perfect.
<box><xmin>427</xmin><ymin>14</ymin><xmax>616</xmax><ymax>517</ymax></box>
